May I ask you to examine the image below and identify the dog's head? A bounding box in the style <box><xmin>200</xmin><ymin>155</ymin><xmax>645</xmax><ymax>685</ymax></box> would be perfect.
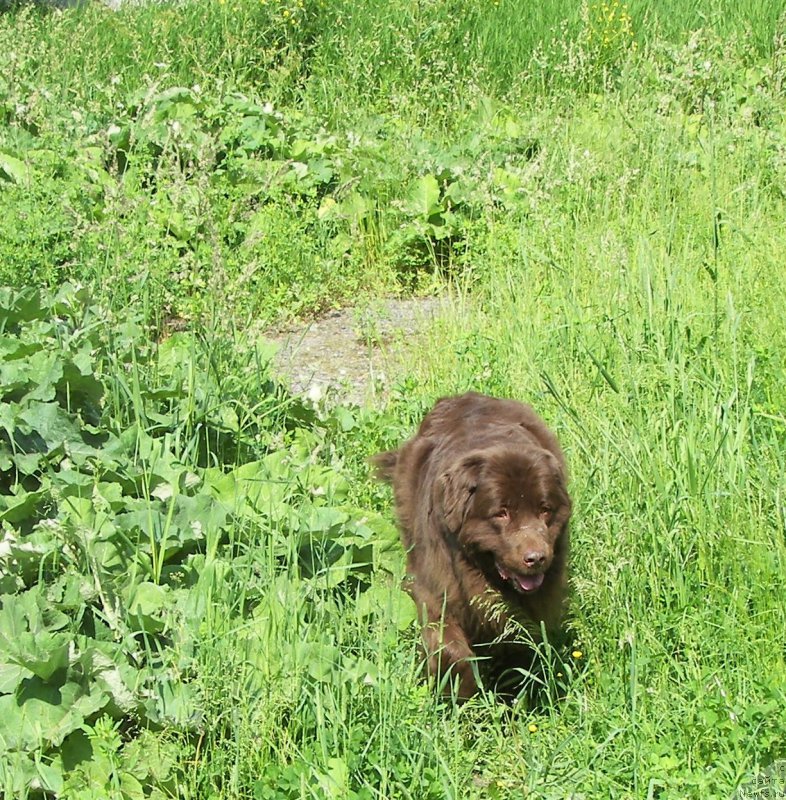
<box><xmin>432</xmin><ymin>445</ymin><xmax>571</xmax><ymax>594</ymax></box>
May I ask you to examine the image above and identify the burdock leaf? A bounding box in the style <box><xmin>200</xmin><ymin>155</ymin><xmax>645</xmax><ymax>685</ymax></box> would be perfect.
<box><xmin>404</xmin><ymin>174</ymin><xmax>441</xmax><ymax>218</ymax></box>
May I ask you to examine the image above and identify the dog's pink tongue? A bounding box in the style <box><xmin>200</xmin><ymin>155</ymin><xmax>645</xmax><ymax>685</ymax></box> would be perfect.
<box><xmin>516</xmin><ymin>573</ymin><xmax>544</xmax><ymax>593</ymax></box>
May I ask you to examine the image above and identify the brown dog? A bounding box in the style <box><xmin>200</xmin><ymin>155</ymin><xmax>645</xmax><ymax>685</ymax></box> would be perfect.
<box><xmin>374</xmin><ymin>392</ymin><xmax>571</xmax><ymax>700</ymax></box>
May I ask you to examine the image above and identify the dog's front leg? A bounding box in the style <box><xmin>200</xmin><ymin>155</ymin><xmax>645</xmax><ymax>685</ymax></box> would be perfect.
<box><xmin>422</xmin><ymin>619</ymin><xmax>478</xmax><ymax>700</ymax></box>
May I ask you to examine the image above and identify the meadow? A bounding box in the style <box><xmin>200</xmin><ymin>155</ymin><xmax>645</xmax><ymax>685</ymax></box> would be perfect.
<box><xmin>1</xmin><ymin>0</ymin><xmax>785</xmax><ymax>797</ymax></box>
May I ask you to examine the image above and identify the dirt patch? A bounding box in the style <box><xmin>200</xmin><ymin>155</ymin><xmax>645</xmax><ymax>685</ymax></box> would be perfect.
<box><xmin>265</xmin><ymin>297</ymin><xmax>446</xmax><ymax>406</ymax></box>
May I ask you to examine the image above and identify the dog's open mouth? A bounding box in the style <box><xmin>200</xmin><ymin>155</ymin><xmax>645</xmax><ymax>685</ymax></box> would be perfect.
<box><xmin>496</xmin><ymin>562</ymin><xmax>545</xmax><ymax>594</ymax></box>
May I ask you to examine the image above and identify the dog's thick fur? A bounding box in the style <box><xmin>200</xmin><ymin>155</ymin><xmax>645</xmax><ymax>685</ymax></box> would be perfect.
<box><xmin>374</xmin><ymin>392</ymin><xmax>571</xmax><ymax>700</ymax></box>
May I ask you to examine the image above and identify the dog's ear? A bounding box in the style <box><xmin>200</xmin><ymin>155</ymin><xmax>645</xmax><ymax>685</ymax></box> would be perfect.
<box><xmin>432</xmin><ymin>454</ymin><xmax>483</xmax><ymax>534</ymax></box>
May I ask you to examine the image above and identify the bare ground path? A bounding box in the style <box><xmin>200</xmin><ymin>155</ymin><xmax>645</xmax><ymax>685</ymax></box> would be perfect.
<box><xmin>265</xmin><ymin>297</ymin><xmax>446</xmax><ymax>406</ymax></box>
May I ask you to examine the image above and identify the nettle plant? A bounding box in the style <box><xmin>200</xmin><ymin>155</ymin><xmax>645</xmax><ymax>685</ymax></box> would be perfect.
<box><xmin>0</xmin><ymin>286</ymin><xmax>406</xmax><ymax>797</ymax></box>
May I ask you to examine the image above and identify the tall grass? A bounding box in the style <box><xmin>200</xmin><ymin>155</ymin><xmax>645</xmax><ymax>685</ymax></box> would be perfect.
<box><xmin>3</xmin><ymin>0</ymin><xmax>783</xmax><ymax>108</ymax></box>
<box><xmin>166</xmin><ymin>58</ymin><xmax>786</xmax><ymax>794</ymax></box>
<box><xmin>397</xmin><ymin>55</ymin><xmax>786</xmax><ymax>796</ymax></box>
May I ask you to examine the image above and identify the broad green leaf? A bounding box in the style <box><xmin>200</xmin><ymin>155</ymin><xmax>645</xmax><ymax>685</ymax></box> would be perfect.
<box><xmin>121</xmin><ymin>728</ymin><xmax>178</xmax><ymax>786</ymax></box>
<box><xmin>0</xmin><ymin>677</ymin><xmax>108</xmax><ymax>751</ymax></box>
<box><xmin>143</xmin><ymin>676</ymin><xmax>203</xmax><ymax>729</ymax></box>
<box><xmin>114</xmin><ymin>506</ymin><xmax>166</xmax><ymax>544</ymax></box>
<box><xmin>0</xmin><ymin>151</ymin><xmax>28</xmax><ymax>184</ymax></box>
<box><xmin>0</xmin><ymin>591</ymin><xmax>70</xmax><ymax>679</ymax></box>
<box><xmin>296</xmin><ymin>641</ymin><xmax>341</xmax><ymax>683</ymax></box>
<box><xmin>0</xmin><ymin>288</ymin><xmax>42</xmax><ymax>328</ymax></box>
<box><xmin>202</xmin><ymin>464</ymin><xmax>245</xmax><ymax>507</ymax></box>
<box><xmin>0</xmin><ymin>524</ymin><xmax>58</xmax><ymax>584</ymax></box>
<box><xmin>34</xmin><ymin>759</ymin><xmax>63</xmax><ymax>794</ymax></box>
<box><xmin>127</xmin><ymin>581</ymin><xmax>169</xmax><ymax>634</ymax></box>
<box><xmin>443</xmin><ymin>179</ymin><xmax>471</xmax><ymax>207</ymax></box>
<box><xmin>94</xmin><ymin>481</ymin><xmax>126</xmax><ymax>511</ymax></box>
<box><xmin>119</xmin><ymin>772</ymin><xmax>146</xmax><ymax>800</ymax></box>
<box><xmin>299</xmin><ymin>539</ymin><xmax>356</xmax><ymax>585</ymax></box>
<box><xmin>47</xmin><ymin>572</ymin><xmax>94</xmax><ymax>611</ymax></box>
<box><xmin>21</xmin><ymin>350</ymin><xmax>63</xmax><ymax>403</ymax></box>
<box><xmin>332</xmin><ymin>406</ymin><xmax>357</xmax><ymax>432</ymax></box>
<box><xmin>0</xmin><ymin>752</ymin><xmax>37</xmax><ymax>797</ymax></box>
<box><xmin>57</xmin><ymin>728</ymin><xmax>93</xmax><ymax>772</ymax></box>
<box><xmin>1</xmin><ymin>349</ymin><xmax>60</xmax><ymax>400</ymax></box>
<box><xmin>299</xmin><ymin>505</ymin><xmax>349</xmax><ymax>537</ymax></box>
<box><xmin>403</xmin><ymin>174</ymin><xmax>441</xmax><ymax>218</ymax></box>
<box><xmin>60</xmin><ymin>357</ymin><xmax>104</xmax><ymax>408</ymax></box>
<box><xmin>0</xmin><ymin>335</ymin><xmax>37</xmax><ymax>360</ymax></box>
<box><xmin>171</xmin><ymin>492</ymin><xmax>228</xmax><ymax>543</ymax></box>
<box><xmin>151</xmin><ymin>86</ymin><xmax>198</xmax><ymax>111</ymax></box>
<box><xmin>317</xmin><ymin>196</ymin><xmax>339</xmax><ymax>220</ymax></box>
<box><xmin>340</xmin><ymin>656</ymin><xmax>380</xmax><ymax>687</ymax></box>
<box><xmin>60</xmin><ymin>495</ymin><xmax>96</xmax><ymax>529</ymax></box>
<box><xmin>7</xmin><ymin>451</ymin><xmax>42</xmax><ymax>476</ymax></box>
<box><xmin>0</xmin><ymin>662</ymin><xmax>33</xmax><ymax>693</ymax></box>
<box><xmin>70</xmin><ymin>638</ymin><xmax>141</xmax><ymax>717</ymax></box>
<box><xmin>316</xmin><ymin>757</ymin><xmax>349</xmax><ymax>799</ymax></box>
<box><xmin>17</xmin><ymin>400</ymin><xmax>84</xmax><ymax>454</ymax></box>
<box><xmin>347</xmin><ymin>509</ymin><xmax>399</xmax><ymax>544</ymax></box>
<box><xmin>356</xmin><ymin>582</ymin><xmax>416</xmax><ymax>631</ymax></box>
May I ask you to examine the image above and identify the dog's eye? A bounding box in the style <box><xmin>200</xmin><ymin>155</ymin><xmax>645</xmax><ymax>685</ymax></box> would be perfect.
<box><xmin>539</xmin><ymin>505</ymin><xmax>553</xmax><ymax>519</ymax></box>
<box><xmin>492</xmin><ymin>508</ymin><xmax>509</xmax><ymax>521</ymax></box>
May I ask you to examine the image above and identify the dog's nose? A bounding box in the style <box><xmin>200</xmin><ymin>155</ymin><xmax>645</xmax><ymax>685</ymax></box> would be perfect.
<box><xmin>523</xmin><ymin>551</ymin><xmax>546</xmax><ymax>569</ymax></box>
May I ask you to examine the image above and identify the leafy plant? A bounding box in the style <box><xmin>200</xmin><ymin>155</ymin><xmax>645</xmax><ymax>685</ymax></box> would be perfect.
<box><xmin>0</xmin><ymin>286</ymin><xmax>406</xmax><ymax>796</ymax></box>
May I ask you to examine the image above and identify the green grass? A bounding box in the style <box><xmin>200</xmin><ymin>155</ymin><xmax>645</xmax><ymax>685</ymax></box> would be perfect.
<box><xmin>403</xmin><ymin>113</ymin><xmax>786</xmax><ymax>794</ymax></box>
<box><xmin>1</xmin><ymin>0</ymin><xmax>786</xmax><ymax>798</ymax></box>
